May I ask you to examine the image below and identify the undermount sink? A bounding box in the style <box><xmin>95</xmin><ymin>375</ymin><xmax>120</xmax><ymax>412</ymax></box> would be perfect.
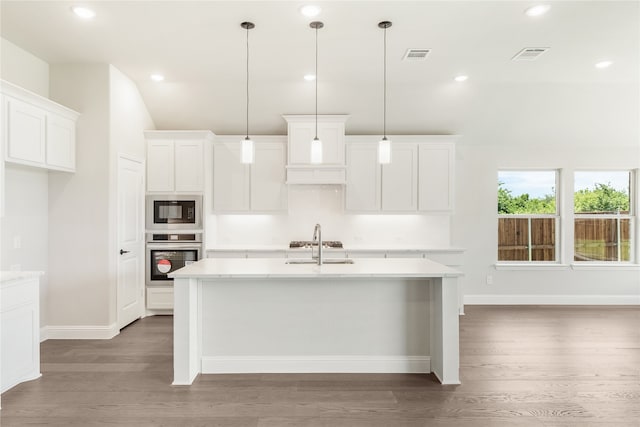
<box><xmin>285</xmin><ymin>258</ymin><xmax>355</xmax><ymax>265</ymax></box>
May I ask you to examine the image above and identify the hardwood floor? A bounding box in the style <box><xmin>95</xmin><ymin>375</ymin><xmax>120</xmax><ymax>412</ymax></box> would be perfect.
<box><xmin>2</xmin><ymin>306</ymin><xmax>639</xmax><ymax>426</ymax></box>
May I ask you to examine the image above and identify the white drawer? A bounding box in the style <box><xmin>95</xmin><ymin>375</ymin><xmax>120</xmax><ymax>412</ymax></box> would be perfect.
<box><xmin>147</xmin><ymin>287</ymin><xmax>174</xmax><ymax>310</ymax></box>
<box><xmin>1</xmin><ymin>278</ymin><xmax>39</xmax><ymax>312</ymax></box>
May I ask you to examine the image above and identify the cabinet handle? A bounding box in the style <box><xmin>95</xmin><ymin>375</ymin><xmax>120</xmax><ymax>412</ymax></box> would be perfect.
<box><xmin>119</xmin><ymin>249</ymin><xmax>130</xmax><ymax>255</ymax></box>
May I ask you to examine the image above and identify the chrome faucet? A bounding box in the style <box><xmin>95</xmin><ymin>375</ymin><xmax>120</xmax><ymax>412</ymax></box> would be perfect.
<box><xmin>312</xmin><ymin>223</ymin><xmax>322</xmax><ymax>265</ymax></box>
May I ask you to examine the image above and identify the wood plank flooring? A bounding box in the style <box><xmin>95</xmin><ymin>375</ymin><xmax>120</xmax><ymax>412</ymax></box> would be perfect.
<box><xmin>2</xmin><ymin>306</ymin><xmax>639</xmax><ymax>426</ymax></box>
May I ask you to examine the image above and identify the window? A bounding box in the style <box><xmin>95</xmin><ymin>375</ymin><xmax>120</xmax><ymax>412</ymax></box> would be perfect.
<box><xmin>498</xmin><ymin>171</ymin><xmax>558</xmax><ymax>262</ymax></box>
<box><xmin>574</xmin><ymin>171</ymin><xmax>634</xmax><ymax>262</ymax></box>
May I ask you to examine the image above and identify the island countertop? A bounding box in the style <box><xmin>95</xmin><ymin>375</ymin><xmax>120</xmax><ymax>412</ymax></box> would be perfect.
<box><xmin>169</xmin><ymin>257</ymin><xmax>462</xmax><ymax>279</ymax></box>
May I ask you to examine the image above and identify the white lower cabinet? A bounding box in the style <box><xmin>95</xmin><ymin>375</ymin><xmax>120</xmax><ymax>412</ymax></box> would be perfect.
<box><xmin>1</xmin><ymin>273</ymin><xmax>41</xmax><ymax>394</ymax></box>
<box><xmin>146</xmin><ymin>287</ymin><xmax>174</xmax><ymax>310</ymax></box>
<box><xmin>213</xmin><ymin>137</ymin><xmax>287</xmax><ymax>213</ymax></box>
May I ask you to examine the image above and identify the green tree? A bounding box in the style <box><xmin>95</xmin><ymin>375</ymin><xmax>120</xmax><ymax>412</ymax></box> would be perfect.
<box><xmin>498</xmin><ymin>182</ymin><xmax>556</xmax><ymax>214</ymax></box>
<box><xmin>574</xmin><ymin>183</ymin><xmax>629</xmax><ymax>213</ymax></box>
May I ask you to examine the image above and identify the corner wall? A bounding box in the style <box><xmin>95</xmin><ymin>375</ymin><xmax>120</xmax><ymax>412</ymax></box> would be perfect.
<box><xmin>0</xmin><ymin>37</ymin><xmax>51</xmax><ymax>327</ymax></box>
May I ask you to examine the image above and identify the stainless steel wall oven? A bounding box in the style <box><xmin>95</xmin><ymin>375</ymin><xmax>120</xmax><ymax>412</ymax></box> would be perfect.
<box><xmin>145</xmin><ymin>232</ymin><xmax>203</xmax><ymax>287</ymax></box>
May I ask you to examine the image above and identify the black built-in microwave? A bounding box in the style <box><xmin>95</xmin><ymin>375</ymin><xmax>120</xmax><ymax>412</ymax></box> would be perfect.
<box><xmin>145</xmin><ymin>195</ymin><xmax>202</xmax><ymax>230</ymax></box>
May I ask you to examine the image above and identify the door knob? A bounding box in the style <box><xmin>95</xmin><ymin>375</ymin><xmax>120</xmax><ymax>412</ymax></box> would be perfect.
<box><xmin>119</xmin><ymin>249</ymin><xmax>130</xmax><ymax>255</ymax></box>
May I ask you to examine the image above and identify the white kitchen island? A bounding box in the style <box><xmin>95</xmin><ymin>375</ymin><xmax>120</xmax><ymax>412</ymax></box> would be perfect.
<box><xmin>169</xmin><ymin>258</ymin><xmax>462</xmax><ymax>385</ymax></box>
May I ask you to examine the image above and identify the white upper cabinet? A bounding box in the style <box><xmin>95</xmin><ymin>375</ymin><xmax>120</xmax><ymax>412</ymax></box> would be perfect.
<box><xmin>381</xmin><ymin>143</ymin><xmax>418</xmax><ymax>212</ymax></box>
<box><xmin>418</xmin><ymin>143</ymin><xmax>455</xmax><ymax>212</ymax></box>
<box><xmin>174</xmin><ymin>140</ymin><xmax>204</xmax><ymax>192</ymax></box>
<box><xmin>251</xmin><ymin>142</ymin><xmax>287</xmax><ymax>212</ymax></box>
<box><xmin>1</xmin><ymin>80</ymin><xmax>79</xmax><ymax>172</ymax></box>
<box><xmin>213</xmin><ymin>141</ymin><xmax>250</xmax><ymax>212</ymax></box>
<box><xmin>145</xmin><ymin>131</ymin><xmax>213</xmax><ymax>194</ymax></box>
<box><xmin>213</xmin><ymin>137</ymin><xmax>287</xmax><ymax>213</ymax></box>
<box><xmin>5</xmin><ymin>97</ymin><xmax>46</xmax><ymax>165</ymax></box>
<box><xmin>283</xmin><ymin>115</ymin><xmax>349</xmax><ymax>184</ymax></box>
<box><xmin>146</xmin><ymin>139</ymin><xmax>174</xmax><ymax>192</ymax></box>
<box><xmin>345</xmin><ymin>136</ymin><xmax>457</xmax><ymax>214</ymax></box>
<box><xmin>345</xmin><ymin>142</ymin><xmax>380</xmax><ymax>212</ymax></box>
<box><xmin>46</xmin><ymin>114</ymin><xmax>76</xmax><ymax>170</ymax></box>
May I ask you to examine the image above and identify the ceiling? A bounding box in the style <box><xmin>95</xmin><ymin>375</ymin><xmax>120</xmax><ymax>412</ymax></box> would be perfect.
<box><xmin>1</xmin><ymin>1</ymin><xmax>638</xmax><ymax>135</ymax></box>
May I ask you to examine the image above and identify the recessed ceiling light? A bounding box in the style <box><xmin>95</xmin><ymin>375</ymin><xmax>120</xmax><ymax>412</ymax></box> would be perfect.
<box><xmin>71</xmin><ymin>6</ymin><xmax>96</xmax><ymax>19</ymax></box>
<box><xmin>150</xmin><ymin>74</ymin><xmax>165</xmax><ymax>82</ymax></box>
<box><xmin>525</xmin><ymin>4</ymin><xmax>550</xmax><ymax>17</ymax></box>
<box><xmin>595</xmin><ymin>60</ymin><xmax>613</xmax><ymax>69</ymax></box>
<box><xmin>300</xmin><ymin>5</ymin><xmax>321</xmax><ymax>17</ymax></box>
<box><xmin>454</xmin><ymin>75</ymin><xmax>468</xmax><ymax>82</ymax></box>
<box><xmin>304</xmin><ymin>74</ymin><xmax>316</xmax><ymax>81</ymax></box>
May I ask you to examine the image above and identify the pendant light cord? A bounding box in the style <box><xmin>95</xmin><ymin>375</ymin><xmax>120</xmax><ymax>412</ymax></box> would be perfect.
<box><xmin>383</xmin><ymin>25</ymin><xmax>387</xmax><ymax>139</ymax></box>
<box><xmin>246</xmin><ymin>25</ymin><xmax>250</xmax><ymax>140</ymax></box>
<box><xmin>314</xmin><ymin>24</ymin><xmax>318</xmax><ymax>140</ymax></box>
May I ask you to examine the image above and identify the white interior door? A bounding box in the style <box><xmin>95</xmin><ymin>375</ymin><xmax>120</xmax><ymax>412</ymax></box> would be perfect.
<box><xmin>117</xmin><ymin>156</ymin><xmax>144</xmax><ymax>329</ymax></box>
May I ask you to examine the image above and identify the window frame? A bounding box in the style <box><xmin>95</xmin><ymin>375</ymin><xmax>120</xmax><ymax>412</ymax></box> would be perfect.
<box><xmin>497</xmin><ymin>169</ymin><xmax>561</xmax><ymax>264</ymax></box>
<box><xmin>573</xmin><ymin>169</ymin><xmax>636</xmax><ymax>264</ymax></box>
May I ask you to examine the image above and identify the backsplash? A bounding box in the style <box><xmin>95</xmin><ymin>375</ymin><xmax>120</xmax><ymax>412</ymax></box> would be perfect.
<box><xmin>206</xmin><ymin>186</ymin><xmax>451</xmax><ymax>249</ymax></box>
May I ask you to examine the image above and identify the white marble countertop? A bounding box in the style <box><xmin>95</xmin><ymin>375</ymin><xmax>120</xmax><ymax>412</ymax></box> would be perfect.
<box><xmin>169</xmin><ymin>258</ymin><xmax>462</xmax><ymax>279</ymax></box>
<box><xmin>0</xmin><ymin>271</ymin><xmax>44</xmax><ymax>284</ymax></box>
<box><xmin>207</xmin><ymin>246</ymin><xmax>465</xmax><ymax>252</ymax></box>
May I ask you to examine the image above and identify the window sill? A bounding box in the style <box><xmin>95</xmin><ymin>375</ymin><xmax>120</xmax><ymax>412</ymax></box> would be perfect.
<box><xmin>494</xmin><ymin>263</ymin><xmax>570</xmax><ymax>271</ymax></box>
<box><xmin>571</xmin><ymin>263</ymin><xmax>640</xmax><ymax>271</ymax></box>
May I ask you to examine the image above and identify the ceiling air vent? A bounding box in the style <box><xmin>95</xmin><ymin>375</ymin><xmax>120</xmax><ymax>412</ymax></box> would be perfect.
<box><xmin>403</xmin><ymin>48</ymin><xmax>431</xmax><ymax>61</ymax></box>
<box><xmin>512</xmin><ymin>47</ymin><xmax>550</xmax><ymax>61</ymax></box>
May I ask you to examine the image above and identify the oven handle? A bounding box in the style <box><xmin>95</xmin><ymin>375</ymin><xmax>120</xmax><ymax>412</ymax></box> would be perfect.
<box><xmin>146</xmin><ymin>243</ymin><xmax>203</xmax><ymax>250</ymax></box>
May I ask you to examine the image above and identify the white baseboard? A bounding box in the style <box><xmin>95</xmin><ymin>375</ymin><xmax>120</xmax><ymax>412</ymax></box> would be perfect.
<box><xmin>201</xmin><ymin>355</ymin><xmax>431</xmax><ymax>374</ymax></box>
<box><xmin>464</xmin><ymin>294</ymin><xmax>640</xmax><ymax>305</ymax></box>
<box><xmin>41</xmin><ymin>323</ymin><xmax>119</xmax><ymax>340</ymax></box>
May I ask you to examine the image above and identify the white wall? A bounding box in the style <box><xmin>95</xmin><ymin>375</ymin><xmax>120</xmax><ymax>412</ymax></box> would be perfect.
<box><xmin>47</xmin><ymin>63</ymin><xmax>153</xmax><ymax>334</ymax></box>
<box><xmin>453</xmin><ymin>82</ymin><xmax>640</xmax><ymax>304</ymax></box>
<box><xmin>107</xmin><ymin>65</ymin><xmax>154</xmax><ymax>326</ymax></box>
<box><xmin>0</xmin><ymin>38</ymin><xmax>49</xmax><ymax>97</ymax></box>
<box><xmin>48</xmin><ymin>64</ymin><xmax>112</xmax><ymax>330</ymax></box>
<box><xmin>0</xmin><ymin>38</ymin><xmax>51</xmax><ymax>326</ymax></box>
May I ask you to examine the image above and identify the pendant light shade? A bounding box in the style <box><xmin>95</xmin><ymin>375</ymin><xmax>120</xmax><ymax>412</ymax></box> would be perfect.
<box><xmin>240</xmin><ymin>21</ymin><xmax>255</xmax><ymax>164</ymax></box>
<box><xmin>310</xmin><ymin>21</ymin><xmax>324</xmax><ymax>164</ymax></box>
<box><xmin>378</xmin><ymin>21</ymin><xmax>392</xmax><ymax>164</ymax></box>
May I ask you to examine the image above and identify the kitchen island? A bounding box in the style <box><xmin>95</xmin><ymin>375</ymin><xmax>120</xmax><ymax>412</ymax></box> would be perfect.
<box><xmin>169</xmin><ymin>258</ymin><xmax>462</xmax><ymax>385</ymax></box>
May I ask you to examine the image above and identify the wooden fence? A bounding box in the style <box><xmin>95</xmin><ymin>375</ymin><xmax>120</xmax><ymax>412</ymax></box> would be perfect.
<box><xmin>498</xmin><ymin>213</ymin><xmax>630</xmax><ymax>262</ymax></box>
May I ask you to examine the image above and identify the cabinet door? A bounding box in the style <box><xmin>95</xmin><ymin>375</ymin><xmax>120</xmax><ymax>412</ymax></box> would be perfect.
<box><xmin>318</xmin><ymin>122</ymin><xmax>345</xmax><ymax>165</ymax></box>
<box><xmin>147</xmin><ymin>140</ymin><xmax>175</xmax><ymax>192</ymax></box>
<box><xmin>381</xmin><ymin>143</ymin><xmax>418</xmax><ymax>211</ymax></box>
<box><xmin>6</xmin><ymin>97</ymin><xmax>46</xmax><ymax>165</ymax></box>
<box><xmin>174</xmin><ymin>140</ymin><xmax>204</xmax><ymax>192</ymax></box>
<box><xmin>345</xmin><ymin>143</ymin><xmax>380</xmax><ymax>211</ymax></box>
<box><xmin>418</xmin><ymin>144</ymin><xmax>454</xmax><ymax>212</ymax></box>
<box><xmin>46</xmin><ymin>113</ymin><xmax>75</xmax><ymax>171</ymax></box>
<box><xmin>288</xmin><ymin>121</ymin><xmax>344</xmax><ymax>165</ymax></box>
<box><xmin>213</xmin><ymin>143</ymin><xmax>249</xmax><ymax>211</ymax></box>
<box><xmin>288</xmin><ymin>122</ymin><xmax>315</xmax><ymax>165</ymax></box>
<box><xmin>251</xmin><ymin>143</ymin><xmax>287</xmax><ymax>211</ymax></box>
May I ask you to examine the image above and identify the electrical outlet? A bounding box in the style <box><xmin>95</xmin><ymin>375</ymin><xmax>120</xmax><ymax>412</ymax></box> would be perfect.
<box><xmin>13</xmin><ymin>235</ymin><xmax>21</xmax><ymax>249</ymax></box>
<box><xmin>486</xmin><ymin>274</ymin><xmax>493</xmax><ymax>285</ymax></box>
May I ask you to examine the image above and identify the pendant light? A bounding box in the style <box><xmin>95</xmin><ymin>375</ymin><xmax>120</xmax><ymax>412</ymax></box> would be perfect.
<box><xmin>378</xmin><ymin>21</ymin><xmax>392</xmax><ymax>164</ymax></box>
<box><xmin>309</xmin><ymin>21</ymin><xmax>324</xmax><ymax>164</ymax></box>
<box><xmin>240</xmin><ymin>21</ymin><xmax>255</xmax><ymax>164</ymax></box>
